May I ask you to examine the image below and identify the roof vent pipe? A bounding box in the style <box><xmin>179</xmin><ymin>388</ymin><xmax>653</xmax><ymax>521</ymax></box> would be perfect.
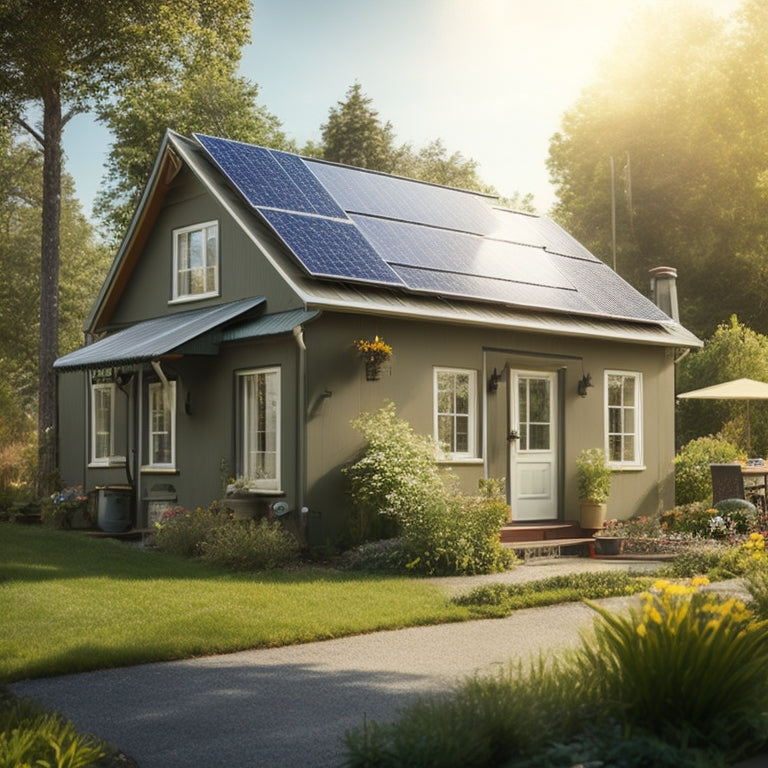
<box><xmin>649</xmin><ymin>266</ymin><xmax>679</xmax><ymax>322</ymax></box>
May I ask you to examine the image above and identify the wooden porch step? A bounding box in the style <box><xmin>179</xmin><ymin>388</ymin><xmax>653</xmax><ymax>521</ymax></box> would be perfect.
<box><xmin>504</xmin><ymin>537</ymin><xmax>593</xmax><ymax>561</ymax></box>
<box><xmin>500</xmin><ymin>521</ymin><xmax>584</xmax><ymax>543</ymax></box>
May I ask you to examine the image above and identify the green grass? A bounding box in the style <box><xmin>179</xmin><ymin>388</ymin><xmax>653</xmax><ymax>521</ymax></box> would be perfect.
<box><xmin>0</xmin><ymin>525</ymin><xmax>472</xmax><ymax>683</ymax></box>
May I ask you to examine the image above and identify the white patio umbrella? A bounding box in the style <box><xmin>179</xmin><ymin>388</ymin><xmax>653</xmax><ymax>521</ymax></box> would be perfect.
<box><xmin>677</xmin><ymin>377</ymin><xmax>768</xmax><ymax>454</ymax></box>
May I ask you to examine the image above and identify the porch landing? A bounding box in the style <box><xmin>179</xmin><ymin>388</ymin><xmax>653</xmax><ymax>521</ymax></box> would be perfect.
<box><xmin>500</xmin><ymin>521</ymin><xmax>593</xmax><ymax>560</ymax></box>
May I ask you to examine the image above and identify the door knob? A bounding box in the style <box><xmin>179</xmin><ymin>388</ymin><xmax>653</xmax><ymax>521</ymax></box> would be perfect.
<box><xmin>508</xmin><ymin>430</ymin><xmax>520</xmax><ymax>442</ymax></box>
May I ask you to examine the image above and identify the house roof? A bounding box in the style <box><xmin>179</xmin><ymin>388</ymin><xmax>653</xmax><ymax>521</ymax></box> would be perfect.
<box><xmin>192</xmin><ymin>133</ymin><xmax>688</xmax><ymax>330</ymax></box>
<box><xmin>82</xmin><ymin>130</ymin><xmax>701</xmax><ymax>350</ymax></box>
<box><xmin>55</xmin><ymin>298</ymin><xmax>265</xmax><ymax>372</ymax></box>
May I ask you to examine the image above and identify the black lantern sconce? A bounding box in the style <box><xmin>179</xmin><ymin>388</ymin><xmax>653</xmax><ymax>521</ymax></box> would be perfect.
<box><xmin>577</xmin><ymin>373</ymin><xmax>593</xmax><ymax>398</ymax></box>
<box><xmin>488</xmin><ymin>367</ymin><xmax>503</xmax><ymax>393</ymax></box>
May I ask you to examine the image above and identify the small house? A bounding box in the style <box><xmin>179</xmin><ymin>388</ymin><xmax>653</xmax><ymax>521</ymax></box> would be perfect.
<box><xmin>55</xmin><ymin>131</ymin><xmax>701</xmax><ymax>542</ymax></box>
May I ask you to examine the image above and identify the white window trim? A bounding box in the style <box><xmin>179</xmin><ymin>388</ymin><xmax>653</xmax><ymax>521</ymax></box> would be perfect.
<box><xmin>237</xmin><ymin>367</ymin><xmax>281</xmax><ymax>491</ymax></box>
<box><xmin>171</xmin><ymin>220</ymin><xmax>219</xmax><ymax>303</ymax></box>
<box><xmin>604</xmin><ymin>370</ymin><xmax>643</xmax><ymax>469</ymax></box>
<box><xmin>90</xmin><ymin>382</ymin><xmax>115</xmax><ymax>465</ymax></box>
<box><xmin>433</xmin><ymin>367</ymin><xmax>478</xmax><ymax>460</ymax></box>
<box><xmin>145</xmin><ymin>381</ymin><xmax>176</xmax><ymax>469</ymax></box>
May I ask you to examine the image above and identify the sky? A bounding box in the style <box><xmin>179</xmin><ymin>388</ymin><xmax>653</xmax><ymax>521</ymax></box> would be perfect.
<box><xmin>62</xmin><ymin>0</ymin><xmax>742</xmax><ymax>222</ymax></box>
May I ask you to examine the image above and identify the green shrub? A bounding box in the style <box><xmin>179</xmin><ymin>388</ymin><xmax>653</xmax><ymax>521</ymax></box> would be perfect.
<box><xmin>200</xmin><ymin>518</ymin><xmax>299</xmax><ymax>571</ymax></box>
<box><xmin>345</xmin><ymin>402</ymin><xmax>512</xmax><ymax>576</ymax></box>
<box><xmin>712</xmin><ymin>497</ymin><xmax>758</xmax><ymax>535</ymax></box>
<box><xmin>399</xmin><ymin>492</ymin><xmax>513</xmax><ymax>576</ymax></box>
<box><xmin>581</xmin><ymin>580</ymin><xmax>768</xmax><ymax>749</ymax></box>
<box><xmin>339</xmin><ymin>538</ymin><xmax>409</xmax><ymax>572</ymax></box>
<box><xmin>155</xmin><ymin>506</ymin><xmax>299</xmax><ymax>571</ymax></box>
<box><xmin>154</xmin><ymin>505</ymin><xmax>228</xmax><ymax>558</ymax></box>
<box><xmin>674</xmin><ymin>435</ymin><xmax>742</xmax><ymax>505</ymax></box>
<box><xmin>0</xmin><ymin>689</ymin><xmax>108</xmax><ymax>768</ymax></box>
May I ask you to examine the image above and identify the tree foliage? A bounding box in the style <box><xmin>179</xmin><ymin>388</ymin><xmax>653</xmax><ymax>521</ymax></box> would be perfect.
<box><xmin>96</xmin><ymin>52</ymin><xmax>291</xmax><ymax>241</ymax></box>
<box><xmin>547</xmin><ymin>1</ymin><xmax>768</xmax><ymax>339</ymax></box>
<box><xmin>0</xmin><ymin>0</ymin><xmax>251</xmax><ymax>491</ymax></box>
<box><xmin>315</xmin><ymin>83</ymin><xmax>525</xmax><ymax>205</ymax></box>
<box><xmin>676</xmin><ymin>316</ymin><xmax>768</xmax><ymax>455</ymax></box>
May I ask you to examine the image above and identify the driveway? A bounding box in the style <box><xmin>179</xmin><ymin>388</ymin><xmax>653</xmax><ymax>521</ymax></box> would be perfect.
<box><xmin>8</xmin><ymin>559</ymin><xmax>675</xmax><ymax>767</ymax></box>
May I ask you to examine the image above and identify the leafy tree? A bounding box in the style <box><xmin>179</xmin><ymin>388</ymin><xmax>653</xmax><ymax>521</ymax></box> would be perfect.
<box><xmin>547</xmin><ymin>2</ymin><xmax>768</xmax><ymax>339</ymax></box>
<box><xmin>96</xmin><ymin>58</ymin><xmax>291</xmax><ymax>242</ymax></box>
<box><xmin>320</xmin><ymin>82</ymin><xmax>398</xmax><ymax>172</ymax></box>
<box><xmin>0</xmin><ymin>0</ymin><xmax>250</xmax><ymax>491</ymax></box>
<box><xmin>676</xmin><ymin>316</ymin><xmax>768</xmax><ymax>455</ymax></box>
<box><xmin>316</xmin><ymin>82</ymin><xmax>531</xmax><ymax>208</ymax></box>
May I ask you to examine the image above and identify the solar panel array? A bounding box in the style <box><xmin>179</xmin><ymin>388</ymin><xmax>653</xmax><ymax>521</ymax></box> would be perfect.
<box><xmin>194</xmin><ymin>133</ymin><xmax>670</xmax><ymax>322</ymax></box>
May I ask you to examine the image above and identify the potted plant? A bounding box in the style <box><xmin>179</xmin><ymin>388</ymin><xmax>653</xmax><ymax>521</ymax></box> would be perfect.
<box><xmin>593</xmin><ymin>518</ymin><xmax>625</xmax><ymax>555</ymax></box>
<box><xmin>576</xmin><ymin>447</ymin><xmax>611</xmax><ymax>531</ymax></box>
<box><xmin>222</xmin><ymin>477</ymin><xmax>263</xmax><ymax>520</ymax></box>
<box><xmin>354</xmin><ymin>336</ymin><xmax>392</xmax><ymax>381</ymax></box>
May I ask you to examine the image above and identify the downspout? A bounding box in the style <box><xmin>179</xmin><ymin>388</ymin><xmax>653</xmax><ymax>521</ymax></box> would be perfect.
<box><xmin>293</xmin><ymin>325</ymin><xmax>307</xmax><ymax>518</ymax></box>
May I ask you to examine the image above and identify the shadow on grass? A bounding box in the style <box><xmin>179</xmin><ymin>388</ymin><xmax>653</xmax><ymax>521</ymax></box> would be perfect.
<box><xmin>0</xmin><ymin>523</ymin><xmax>391</xmax><ymax>587</ymax></box>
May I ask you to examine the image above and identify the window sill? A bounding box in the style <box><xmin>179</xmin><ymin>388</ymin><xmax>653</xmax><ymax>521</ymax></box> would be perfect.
<box><xmin>88</xmin><ymin>458</ymin><xmax>126</xmax><ymax>468</ymax></box>
<box><xmin>141</xmin><ymin>466</ymin><xmax>179</xmax><ymax>475</ymax></box>
<box><xmin>437</xmin><ymin>458</ymin><xmax>483</xmax><ymax>466</ymax></box>
<box><xmin>226</xmin><ymin>488</ymin><xmax>285</xmax><ymax>496</ymax></box>
<box><xmin>608</xmin><ymin>465</ymin><xmax>646</xmax><ymax>472</ymax></box>
<box><xmin>168</xmin><ymin>292</ymin><xmax>219</xmax><ymax>306</ymax></box>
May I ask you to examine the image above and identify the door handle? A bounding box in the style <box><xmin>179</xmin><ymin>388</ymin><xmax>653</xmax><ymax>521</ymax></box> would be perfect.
<box><xmin>508</xmin><ymin>430</ymin><xmax>520</xmax><ymax>442</ymax></box>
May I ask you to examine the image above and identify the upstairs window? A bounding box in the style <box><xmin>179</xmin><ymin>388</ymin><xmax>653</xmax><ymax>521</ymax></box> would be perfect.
<box><xmin>605</xmin><ymin>371</ymin><xmax>643</xmax><ymax>467</ymax></box>
<box><xmin>434</xmin><ymin>368</ymin><xmax>477</xmax><ymax>459</ymax></box>
<box><xmin>173</xmin><ymin>221</ymin><xmax>219</xmax><ymax>301</ymax></box>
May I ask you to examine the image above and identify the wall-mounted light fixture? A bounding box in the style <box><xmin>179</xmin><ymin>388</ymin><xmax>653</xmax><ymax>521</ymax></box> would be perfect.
<box><xmin>488</xmin><ymin>367</ymin><xmax>503</xmax><ymax>393</ymax></box>
<box><xmin>577</xmin><ymin>373</ymin><xmax>593</xmax><ymax>398</ymax></box>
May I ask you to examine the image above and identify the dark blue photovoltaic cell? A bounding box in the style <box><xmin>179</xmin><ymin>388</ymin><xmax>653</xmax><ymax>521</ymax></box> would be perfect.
<box><xmin>270</xmin><ymin>150</ymin><xmax>346</xmax><ymax>218</ymax></box>
<box><xmin>258</xmin><ymin>209</ymin><xmax>405</xmax><ymax>286</ymax></box>
<box><xmin>392</xmin><ymin>265</ymin><xmax>591</xmax><ymax>312</ymax></box>
<box><xmin>306</xmin><ymin>160</ymin><xmax>496</xmax><ymax>235</ymax></box>
<box><xmin>353</xmin><ymin>215</ymin><xmax>574</xmax><ymax>290</ymax></box>
<box><xmin>195</xmin><ymin>134</ymin><xmax>344</xmax><ymax>217</ymax></box>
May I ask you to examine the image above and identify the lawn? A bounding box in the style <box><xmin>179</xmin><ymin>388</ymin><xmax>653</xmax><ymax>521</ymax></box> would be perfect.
<box><xmin>0</xmin><ymin>525</ymin><xmax>473</xmax><ymax>683</ymax></box>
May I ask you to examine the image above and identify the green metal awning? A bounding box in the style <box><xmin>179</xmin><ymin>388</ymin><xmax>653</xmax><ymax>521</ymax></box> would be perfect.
<box><xmin>54</xmin><ymin>298</ymin><xmax>265</xmax><ymax>372</ymax></box>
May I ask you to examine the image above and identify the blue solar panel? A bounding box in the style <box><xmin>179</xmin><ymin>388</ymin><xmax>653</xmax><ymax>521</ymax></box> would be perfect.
<box><xmin>191</xmin><ymin>134</ymin><xmax>669</xmax><ymax>324</ymax></box>
<box><xmin>393</xmin><ymin>265</ymin><xmax>588</xmax><ymax>311</ymax></box>
<box><xmin>258</xmin><ymin>209</ymin><xmax>405</xmax><ymax>286</ymax></box>
<box><xmin>306</xmin><ymin>160</ymin><xmax>496</xmax><ymax>235</ymax></box>
<box><xmin>353</xmin><ymin>215</ymin><xmax>574</xmax><ymax>290</ymax></box>
<box><xmin>195</xmin><ymin>134</ymin><xmax>344</xmax><ymax>217</ymax></box>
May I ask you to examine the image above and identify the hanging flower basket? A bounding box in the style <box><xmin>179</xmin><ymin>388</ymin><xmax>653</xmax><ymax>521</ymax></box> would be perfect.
<box><xmin>354</xmin><ymin>336</ymin><xmax>392</xmax><ymax>381</ymax></box>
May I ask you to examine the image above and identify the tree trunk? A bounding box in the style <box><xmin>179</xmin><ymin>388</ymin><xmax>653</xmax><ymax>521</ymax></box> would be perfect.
<box><xmin>37</xmin><ymin>83</ymin><xmax>62</xmax><ymax>495</ymax></box>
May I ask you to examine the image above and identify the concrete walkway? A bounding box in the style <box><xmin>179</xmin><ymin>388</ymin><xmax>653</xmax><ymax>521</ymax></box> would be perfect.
<box><xmin>7</xmin><ymin>558</ymin><xmax>738</xmax><ymax>767</ymax></box>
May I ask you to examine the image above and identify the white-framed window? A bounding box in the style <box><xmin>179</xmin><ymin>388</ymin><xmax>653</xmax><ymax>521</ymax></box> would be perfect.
<box><xmin>172</xmin><ymin>220</ymin><xmax>219</xmax><ymax>301</ymax></box>
<box><xmin>148</xmin><ymin>381</ymin><xmax>176</xmax><ymax>468</ymax></box>
<box><xmin>237</xmin><ymin>367</ymin><xmax>281</xmax><ymax>490</ymax></box>
<box><xmin>91</xmin><ymin>382</ymin><xmax>115</xmax><ymax>464</ymax></box>
<box><xmin>434</xmin><ymin>367</ymin><xmax>477</xmax><ymax>459</ymax></box>
<box><xmin>605</xmin><ymin>371</ymin><xmax>643</xmax><ymax>467</ymax></box>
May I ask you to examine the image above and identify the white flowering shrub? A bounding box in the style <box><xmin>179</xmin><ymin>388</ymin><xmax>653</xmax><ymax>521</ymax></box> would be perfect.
<box><xmin>344</xmin><ymin>402</ymin><xmax>512</xmax><ymax>575</ymax></box>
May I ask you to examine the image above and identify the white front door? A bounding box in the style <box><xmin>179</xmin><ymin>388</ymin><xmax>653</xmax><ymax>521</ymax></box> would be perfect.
<box><xmin>509</xmin><ymin>370</ymin><xmax>558</xmax><ymax>521</ymax></box>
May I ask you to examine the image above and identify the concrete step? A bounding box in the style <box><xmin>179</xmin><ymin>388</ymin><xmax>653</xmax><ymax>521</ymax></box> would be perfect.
<box><xmin>500</xmin><ymin>521</ymin><xmax>584</xmax><ymax>543</ymax></box>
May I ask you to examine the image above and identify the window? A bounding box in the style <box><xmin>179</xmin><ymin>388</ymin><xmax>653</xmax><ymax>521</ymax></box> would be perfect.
<box><xmin>172</xmin><ymin>221</ymin><xmax>219</xmax><ymax>301</ymax></box>
<box><xmin>517</xmin><ymin>375</ymin><xmax>551</xmax><ymax>451</ymax></box>
<box><xmin>434</xmin><ymin>368</ymin><xmax>477</xmax><ymax>459</ymax></box>
<box><xmin>91</xmin><ymin>383</ymin><xmax>115</xmax><ymax>464</ymax></box>
<box><xmin>605</xmin><ymin>371</ymin><xmax>643</xmax><ymax>467</ymax></box>
<box><xmin>148</xmin><ymin>381</ymin><xmax>176</xmax><ymax>467</ymax></box>
<box><xmin>238</xmin><ymin>368</ymin><xmax>280</xmax><ymax>490</ymax></box>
